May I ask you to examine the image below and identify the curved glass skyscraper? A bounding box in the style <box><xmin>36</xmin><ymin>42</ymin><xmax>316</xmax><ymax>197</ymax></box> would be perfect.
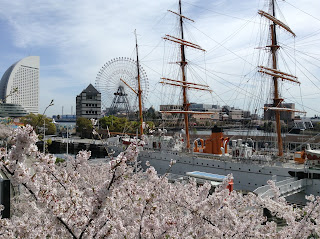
<box><xmin>0</xmin><ymin>56</ymin><xmax>39</xmax><ymax>114</ymax></box>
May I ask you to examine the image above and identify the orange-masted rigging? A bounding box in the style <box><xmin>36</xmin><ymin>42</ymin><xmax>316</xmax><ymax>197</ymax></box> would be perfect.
<box><xmin>160</xmin><ymin>0</ymin><xmax>211</xmax><ymax>150</ymax></box>
<box><xmin>258</xmin><ymin>0</ymin><xmax>305</xmax><ymax>156</ymax></box>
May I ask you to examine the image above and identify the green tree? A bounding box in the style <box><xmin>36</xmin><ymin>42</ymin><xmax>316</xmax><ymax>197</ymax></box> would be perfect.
<box><xmin>21</xmin><ymin>113</ymin><xmax>56</xmax><ymax>135</ymax></box>
<box><xmin>99</xmin><ymin>116</ymin><xmax>141</xmax><ymax>134</ymax></box>
<box><xmin>145</xmin><ymin>121</ymin><xmax>155</xmax><ymax>130</ymax></box>
<box><xmin>76</xmin><ymin>117</ymin><xmax>93</xmax><ymax>137</ymax></box>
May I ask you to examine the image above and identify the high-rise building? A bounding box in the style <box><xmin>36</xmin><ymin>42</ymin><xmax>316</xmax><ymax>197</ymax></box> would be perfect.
<box><xmin>76</xmin><ymin>84</ymin><xmax>101</xmax><ymax>119</ymax></box>
<box><xmin>0</xmin><ymin>56</ymin><xmax>40</xmax><ymax>114</ymax></box>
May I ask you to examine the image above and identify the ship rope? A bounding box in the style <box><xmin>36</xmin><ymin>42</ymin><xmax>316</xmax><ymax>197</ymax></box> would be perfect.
<box><xmin>281</xmin><ymin>48</ymin><xmax>320</xmax><ymax>97</ymax></box>
<box><xmin>283</xmin><ymin>0</ymin><xmax>320</xmax><ymax>23</ymax></box>
<box><xmin>187</xmin><ymin>19</ymin><xmax>256</xmax><ymax>67</ymax></box>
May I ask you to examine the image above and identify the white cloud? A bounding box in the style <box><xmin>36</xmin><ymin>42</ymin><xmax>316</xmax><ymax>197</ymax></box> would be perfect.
<box><xmin>0</xmin><ymin>0</ymin><xmax>319</xmax><ymax>116</ymax></box>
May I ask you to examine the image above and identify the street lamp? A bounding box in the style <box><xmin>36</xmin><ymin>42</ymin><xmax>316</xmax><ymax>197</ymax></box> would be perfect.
<box><xmin>43</xmin><ymin>99</ymin><xmax>54</xmax><ymax>153</ymax></box>
<box><xmin>66</xmin><ymin>125</ymin><xmax>70</xmax><ymax>156</ymax></box>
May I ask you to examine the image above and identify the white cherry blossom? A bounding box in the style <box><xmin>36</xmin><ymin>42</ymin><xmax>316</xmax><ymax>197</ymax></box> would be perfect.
<box><xmin>0</xmin><ymin>125</ymin><xmax>319</xmax><ymax>238</ymax></box>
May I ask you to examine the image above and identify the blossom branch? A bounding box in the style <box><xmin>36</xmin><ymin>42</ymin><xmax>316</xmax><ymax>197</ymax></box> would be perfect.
<box><xmin>57</xmin><ymin>217</ymin><xmax>78</xmax><ymax>239</ymax></box>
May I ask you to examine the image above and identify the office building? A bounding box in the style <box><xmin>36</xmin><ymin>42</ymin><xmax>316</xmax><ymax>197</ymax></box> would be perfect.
<box><xmin>0</xmin><ymin>56</ymin><xmax>39</xmax><ymax>114</ymax></box>
<box><xmin>76</xmin><ymin>84</ymin><xmax>101</xmax><ymax>119</ymax></box>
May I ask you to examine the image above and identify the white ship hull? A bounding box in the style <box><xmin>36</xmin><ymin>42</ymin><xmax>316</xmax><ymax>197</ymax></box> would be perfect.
<box><xmin>138</xmin><ymin>148</ymin><xmax>320</xmax><ymax>204</ymax></box>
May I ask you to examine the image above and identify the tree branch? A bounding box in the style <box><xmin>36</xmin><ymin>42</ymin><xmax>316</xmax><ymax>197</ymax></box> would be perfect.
<box><xmin>2</xmin><ymin>161</ymin><xmax>81</xmax><ymax>238</ymax></box>
<box><xmin>57</xmin><ymin>217</ymin><xmax>78</xmax><ymax>239</ymax></box>
<box><xmin>79</xmin><ymin>168</ymin><xmax>118</xmax><ymax>239</ymax></box>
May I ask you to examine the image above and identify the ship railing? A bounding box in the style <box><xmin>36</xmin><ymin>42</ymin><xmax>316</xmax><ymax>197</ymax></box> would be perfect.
<box><xmin>166</xmin><ymin>173</ymin><xmax>223</xmax><ymax>192</ymax></box>
<box><xmin>253</xmin><ymin>178</ymin><xmax>295</xmax><ymax>196</ymax></box>
<box><xmin>277</xmin><ymin>179</ymin><xmax>306</xmax><ymax>197</ymax></box>
<box><xmin>192</xmin><ymin>153</ymin><xmax>274</xmax><ymax>166</ymax></box>
<box><xmin>254</xmin><ymin>178</ymin><xmax>308</xmax><ymax>199</ymax></box>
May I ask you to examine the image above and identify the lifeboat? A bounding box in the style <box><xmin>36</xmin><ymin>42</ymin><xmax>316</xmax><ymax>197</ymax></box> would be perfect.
<box><xmin>294</xmin><ymin>144</ymin><xmax>320</xmax><ymax>166</ymax></box>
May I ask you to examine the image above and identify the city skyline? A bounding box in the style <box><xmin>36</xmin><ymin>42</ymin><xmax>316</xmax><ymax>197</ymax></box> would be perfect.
<box><xmin>0</xmin><ymin>0</ymin><xmax>319</xmax><ymax>117</ymax></box>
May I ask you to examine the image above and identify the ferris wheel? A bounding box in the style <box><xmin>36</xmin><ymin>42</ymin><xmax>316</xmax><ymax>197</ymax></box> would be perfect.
<box><xmin>95</xmin><ymin>57</ymin><xmax>149</xmax><ymax>115</ymax></box>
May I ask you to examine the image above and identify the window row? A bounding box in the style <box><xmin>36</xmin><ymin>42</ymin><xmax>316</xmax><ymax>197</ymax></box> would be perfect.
<box><xmin>85</xmin><ymin>103</ymin><xmax>98</xmax><ymax>107</ymax></box>
<box><xmin>86</xmin><ymin>111</ymin><xmax>98</xmax><ymax>114</ymax></box>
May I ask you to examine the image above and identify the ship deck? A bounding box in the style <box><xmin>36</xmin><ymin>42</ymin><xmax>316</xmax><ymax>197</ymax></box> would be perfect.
<box><xmin>151</xmin><ymin>149</ymin><xmax>316</xmax><ymax>171</ymax></box>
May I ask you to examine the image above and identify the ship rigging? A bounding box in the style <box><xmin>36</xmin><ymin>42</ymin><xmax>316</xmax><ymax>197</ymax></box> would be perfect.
<box><xmin>160</xmin><ymin>0</ymin><xmax>212</xmax><ymax>150</ymax></box>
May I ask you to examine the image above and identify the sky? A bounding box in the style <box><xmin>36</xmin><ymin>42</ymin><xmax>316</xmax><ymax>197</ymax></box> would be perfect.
<box><xmin>0</xmin><ymin>0</ymin><xmax>319</xmax><ymax>117</ymax></box>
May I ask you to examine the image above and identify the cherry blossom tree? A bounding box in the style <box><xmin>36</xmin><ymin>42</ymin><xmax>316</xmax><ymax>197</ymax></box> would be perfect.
<box><xmin>0</xmin><ymin>125</ymin><xmax>319</xmax><ymax>238</ymax></box>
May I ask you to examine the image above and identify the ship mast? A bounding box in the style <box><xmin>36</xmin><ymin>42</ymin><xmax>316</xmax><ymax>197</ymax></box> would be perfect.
<box><xmin>119</xmin><ymin>30</ymin><xmax>144</xmax><ymax>137</ymax></box>
<box><xmin>178</xmin><ymin>0</ymin><xmax>190</xmax><ymax>149</ymax></box>
<box><xmin>160</xmin><ymin>0</ymin><xmax>211</xmax><ymax>150</ymax></box>
<box><xmin>258</xmin><ymin>0</ymin><xmax>303</xmax><ymax>156</ymax></box>
<box><xmin>270</xmin><ymin>0</ymin><xmax>283</xmax><ymax>156</ymax></box>
<box><xmin>135</xmin><ymin>30</ymin><xmax>144</xmax><ymax>136</ymax></box>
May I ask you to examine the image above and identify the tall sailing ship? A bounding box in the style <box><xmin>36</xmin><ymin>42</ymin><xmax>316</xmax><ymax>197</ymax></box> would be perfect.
<box><xmin>109</xmin><ymin>0</ymin><xmax>320</xmax><ymax>204</ymax></box>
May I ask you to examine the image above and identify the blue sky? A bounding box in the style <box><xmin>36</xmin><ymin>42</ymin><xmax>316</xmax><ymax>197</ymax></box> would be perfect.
<box><xmin>0</xmin><ymin>0</ymin><xmax>319</xmax><ymax>117</ymax></box>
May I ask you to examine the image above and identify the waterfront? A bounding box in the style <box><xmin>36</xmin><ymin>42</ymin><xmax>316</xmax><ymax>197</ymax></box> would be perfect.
<box><xmin>47</xmin><ymin>127</ymin><xmax>320</xmax><ymax>158</ymax></box>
